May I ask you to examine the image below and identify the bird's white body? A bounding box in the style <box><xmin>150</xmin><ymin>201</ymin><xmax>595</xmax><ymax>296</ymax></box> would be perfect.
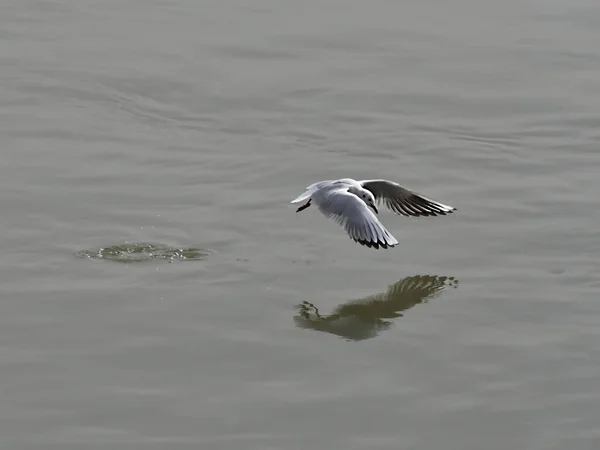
<box><xmin>291</xmin><ymin>178</ymin><xmax>456</xmax><ymax>250</ymax></box>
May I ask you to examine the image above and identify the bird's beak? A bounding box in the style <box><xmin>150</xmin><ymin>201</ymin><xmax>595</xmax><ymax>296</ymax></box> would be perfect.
<box><xmin>371</xmin><ymin>204</ymin><xmax>378</xmax><ymax>214</ymax></box>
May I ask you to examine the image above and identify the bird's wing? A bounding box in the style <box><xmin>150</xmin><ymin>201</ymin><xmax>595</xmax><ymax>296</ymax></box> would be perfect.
<box><xmin>306</xmin><ymin>180</ymin><xmax>336</xmax><ymax>190</ymax></box>
<box><xmin>318</xmin><ymin>189</ymin><xmax>398</xmax><ymax>249</ymax></box>
<box><xmin>359</xmin><ymin>179</ymin><xmax>456</xmax><ymax>217</ymax></box>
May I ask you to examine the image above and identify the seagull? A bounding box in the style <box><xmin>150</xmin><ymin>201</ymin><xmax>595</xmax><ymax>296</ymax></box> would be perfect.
<box><xmin>290</xmin><ymin>178</ymin><xmax>456</xmax><ymax>249</ymax></box>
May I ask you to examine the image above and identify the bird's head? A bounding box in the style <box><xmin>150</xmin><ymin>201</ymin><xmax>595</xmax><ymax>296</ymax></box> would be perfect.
<box><xmin>351</xmin><ymin>187</ymin><xmax>378</xmax><ymax>214</ymax></box>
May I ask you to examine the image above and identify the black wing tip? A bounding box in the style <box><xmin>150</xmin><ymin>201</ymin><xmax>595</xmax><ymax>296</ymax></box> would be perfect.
<box><xmin>398</xmin><ymin>196</ymin><xmax>457</xmax><ymax>217</ymax></box>
<box><xmin>353</xmin><ymin>238</ymin><xmax>396</xmax><ymax>250</ymax></box>
<box><xmin>428</xmin><ymin>206</ymin><xmax>457</xmax><ymax>217</ymax></box>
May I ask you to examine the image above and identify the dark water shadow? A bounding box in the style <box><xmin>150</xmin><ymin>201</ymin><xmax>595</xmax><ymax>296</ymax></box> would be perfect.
<box><xmin>75</xmin><ymin>242</ymin><xmax>213</xmax><ymax>263</ymax></box>
<box><xmin>294</xmin><ymin>275</ymin><xmax>458</xmax><ymax>341</ymax></box>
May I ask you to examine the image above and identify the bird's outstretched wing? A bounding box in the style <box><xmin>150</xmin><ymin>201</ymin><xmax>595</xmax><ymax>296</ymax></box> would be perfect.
<box><xmin>319</xmin><ymin>189</ymin><xmax>398</xmax><ymax>249</ymax></box>
<box><xmin>360</xmin><ymin>179</ymin><xmax>456</xmax><ymax>217</ymax></box>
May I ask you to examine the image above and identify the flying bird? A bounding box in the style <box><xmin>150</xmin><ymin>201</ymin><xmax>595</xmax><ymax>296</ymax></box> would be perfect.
<box><xmin>291</xmin><ymin>178</ymin><xmax>456</xmax><ymax>249</ymax></box>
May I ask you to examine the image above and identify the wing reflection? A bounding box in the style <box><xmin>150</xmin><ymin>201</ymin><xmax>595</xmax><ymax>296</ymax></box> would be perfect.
<box><xmin>294</xmin><ymin>275</ymin><xmax>458</xmax><ymax>341</ymax></box>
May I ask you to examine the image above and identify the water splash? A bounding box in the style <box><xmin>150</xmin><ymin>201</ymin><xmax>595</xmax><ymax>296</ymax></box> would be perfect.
<box><xmin>75</xmin><ymin>242</ymin><xmax>213</xmax><ymax>263</ymax></box>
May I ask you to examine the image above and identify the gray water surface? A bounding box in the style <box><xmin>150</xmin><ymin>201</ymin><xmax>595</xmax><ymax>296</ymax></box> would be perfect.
<box><xmin>2</xmin><ymin>1</ymin><xmax>600</xmax><ymax>449</ymax></box>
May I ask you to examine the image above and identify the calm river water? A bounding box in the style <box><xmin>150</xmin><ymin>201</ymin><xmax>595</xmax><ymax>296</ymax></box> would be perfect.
<box><xmin>2</xmin><ymin>1</ymin><xmax>600</xmax><ymax>449</ymax></box>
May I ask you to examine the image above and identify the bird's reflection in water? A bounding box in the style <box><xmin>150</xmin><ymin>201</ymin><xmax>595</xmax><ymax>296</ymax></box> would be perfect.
<box><xmin>294</xmin><ymin>275</ymin><xmax>458</xmax><ymax>341</ymax></box>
